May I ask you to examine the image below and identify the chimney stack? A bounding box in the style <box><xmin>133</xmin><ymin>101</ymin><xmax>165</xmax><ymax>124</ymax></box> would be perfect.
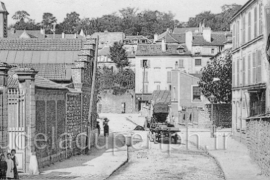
<box><xmin>203</xmin><ymin>27</ymin><xmax>211</xmax><ymax>43</ymax></box>
<box><xmin>62</xmin><ymin>32</ymin><xmax>65</xmax><ymax>39</ymax></box>
<box><xmin>154</xmin><ymin>33</ymin><xmax>158</xmax><ymax>43</ymax></box>
<box><xmin>161</xmin><ymin>38</ymin><xmax>166</xmax><ymax>52</ymax></box>
<box><xmin>40</xmin><ymin>28</ymin><xmax>45</xmax><ymax>35</ymax></box>
<box><xmin>185</xmin><ymin>31</ymin><xmax>193</xmax><ymax>51</ymax></box>
<box><xmin>74</xmin><ymin>33</ymin><xmax>77</xmax><ymax>39</ymax></box>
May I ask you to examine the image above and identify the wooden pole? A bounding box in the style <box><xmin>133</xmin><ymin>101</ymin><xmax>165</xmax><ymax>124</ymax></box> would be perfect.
<box><xmin>86</xmin><ymin>36</ymin><xmax>99</xmax><ymax>154</ymax></box>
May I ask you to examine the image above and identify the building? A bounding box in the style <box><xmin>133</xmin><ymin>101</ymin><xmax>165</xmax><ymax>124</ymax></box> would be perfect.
<box><xmin>135</xmin><ymin>41</ymin><xmax>192</xmax><ymax>110</ymax></box>
<box><xmin>231</xmin><ymin>0</ymin><xmax>269</xmax><ymax>137</ymax></box>
<box><xmin>0</xmin><ymin>2</ymin><xmax>98</xmax><ymax>173</ymax></box>
<box><xmin>91</xmin><ymin>30</ymin><xmax>125</xmax><ymax>49</ymax></box>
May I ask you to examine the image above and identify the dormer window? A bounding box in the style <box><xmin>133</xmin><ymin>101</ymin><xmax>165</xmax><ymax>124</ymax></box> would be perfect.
<box><xmin>177</xmin><ymin>45</ymin><xmax>185</xmax><ymax>54</ymax></box>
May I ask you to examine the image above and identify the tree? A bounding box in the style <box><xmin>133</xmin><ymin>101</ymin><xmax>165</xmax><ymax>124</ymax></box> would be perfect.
<box><xmin>12</xmin><ymin>11</ymin><xmax>30</xmax><ymax>22</ymax></box>
<box><xmin>110</xmin><ymin>42</ymin><xmax>129</xmax><ymax>71</ymax></box>
<box><xmin>42</xmin><ymin>13</ymin><xmax>57</xmax><ymax>33</ymax></box>
<box><xmin>10</xmin><ymin>19</ymin><xmax>40</xmax><ymax>30</ymax></box>
<box><xmin>198</xmin><ymin>49</ymin><xmax>232</xmax><ymax>103</ymax></box>
<box><xmin>60</xmin><ymin>12</ymin><xmax>80</xmax><ymax>34</ymax></box>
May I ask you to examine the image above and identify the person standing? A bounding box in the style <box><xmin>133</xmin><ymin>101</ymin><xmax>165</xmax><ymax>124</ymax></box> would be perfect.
<box><xmin>96</xmin><ymin>122</ymin><xmax>100</xmax><ymax>136</ymax></box>
<box><xmin>104</xmin><ymin>122</ymin><xmax>109</xmax><ymax>137</ymax></box>
<box><xmin>6</xmin><ymin>153</ymin><xmax>14</xmax><ymax>179</ymax></box>
<box><xmin>11</xmin><ymin>149</ymin><xmax>19</xmax><ymax>179</ymax></box>
<box><xmin>0</xmin><ymin>154</ymin><xmax>7</xmax><ymax>179</ymax></box>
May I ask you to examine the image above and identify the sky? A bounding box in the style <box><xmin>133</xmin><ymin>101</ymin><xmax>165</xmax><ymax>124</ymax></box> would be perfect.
<box><xmin>3</xmin><ymin>0</ymin><xmax>248</xmax><ymax>25</ymax></box>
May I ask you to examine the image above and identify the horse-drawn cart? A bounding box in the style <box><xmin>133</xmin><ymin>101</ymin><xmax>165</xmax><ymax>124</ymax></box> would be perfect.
<box><xmin>147</xmin><ymin>90</ymin><xmax>181</xmax><ymax>144</ymax></box>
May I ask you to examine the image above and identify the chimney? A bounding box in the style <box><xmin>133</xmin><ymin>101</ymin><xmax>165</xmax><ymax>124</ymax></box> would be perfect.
<box><xmin>161</xmin><ymin>38</ymin><xmax>166</xmax><ymax>52</ymax></box>
<box><xmin>80</xmin><ymin>29</ymin><xmax>85</xmax><ymax>37</ymax></box>
<box><xmin>0</xmin><ymin>1</ymin><xmax>9</xmax><ymax>38</ymax></box>
<box><xmin>154</xmin><ymin>33</ymin><xmax>158</xmax><ymax>43</ymax></box>
<box><xmin>40</xmin><ymin>28</ymin><xmax>45</xmax><ymax>35</ymax></box>
<box><xmin>74</xmin><ymin>33</ymin><xmax>77</xmax><ymax>39</ymax></box>
<box><xmin>203</xmin><ymin>27</ymin><xmax>212</xmax><ymax>43</ymax></box>
<box><xmin>62</xmin><ymin>32</ymin><xmax>65</xmax><ymax>39</ymax></box>
<box><xmin>185</xmin><ymin>31</ymin><xmax>193</xmax><ymax>51</ymax></box>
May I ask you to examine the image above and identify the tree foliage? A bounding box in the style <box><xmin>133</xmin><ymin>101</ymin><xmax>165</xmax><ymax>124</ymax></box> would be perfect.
<box><xmin>60</xmin><ymin>12</ymin><xmax>81</xmax><ymax>34</ymax></box>
<box><xmin>42</xmin><ymin>13</ymin><xmax>57</xmax><ymax>33</ymax></box>
<box><xmin>198</xmin><ymin>49</ymin><xmax>232</xmax><ymax>103</ymax></box>
<box><xmin>110</xmin><ymin>42</ymin><xmax>129</xmax><ymax>71</ymax></box>
<box><xmin>12</xmin><ymin>10</ymin><xmax>30</xmax><ymax>22</ymax></box>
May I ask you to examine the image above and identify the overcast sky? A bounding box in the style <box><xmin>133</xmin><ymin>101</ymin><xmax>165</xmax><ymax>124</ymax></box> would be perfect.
<box><xmin>4</xmin><ymin>0</ymin><xmax>247</xmax><ymax>25</ymax></box>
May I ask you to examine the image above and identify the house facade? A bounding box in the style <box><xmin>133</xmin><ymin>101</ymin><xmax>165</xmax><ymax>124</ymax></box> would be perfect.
<box><xmin>231</xmin><ymin>0</ymin><xmax>270</xmax><ymax>137</ymax></box>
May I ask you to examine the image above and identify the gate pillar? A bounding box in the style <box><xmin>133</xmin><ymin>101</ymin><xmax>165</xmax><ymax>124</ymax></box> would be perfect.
<box><xmin>0</xmin><ymin>63</ymin><xmax>11</xmax><ymax>153</ymax></box>
<box><xmin>15</xmin><ymin>68</ymin><xmax>38</xmax><ymax>174</ymax></box>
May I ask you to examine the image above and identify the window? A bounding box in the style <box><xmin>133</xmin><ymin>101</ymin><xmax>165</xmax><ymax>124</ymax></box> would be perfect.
<box><xmin>195</xmin><ymin>59</ymin><xmax>201</xmax><ymax>66</ymax></box>
<box><xmin>141</xmin><ymin>59</ymin><xmax>150</xmax><ymax>68</ymax></box>
<box><xmin>242</xmin><ymin>15</ymin><xmax>246</xmax><ymax>44</ymax></box>
<box><xmin>237</xmin><ymin>59</ymin><xmax>240</xmax><ymax>86</ymax></box>
<box><xmin>248</xmin><ymin>12</ymin><xmax>251</xmax><ymax>41</ymax></box>
<box><xmin>192</xmin><ymin>86</ymin><xmax>201</xmax><ymax>101</ymax></box>
<box><xmin>259</xmin><ymin>4</ymin><xmax>263</xmax><ymax>35</ymax></box>
<box><xmin>256</xmin><ymin>50</ymin><xmax>262</xmax><ymax>83</ymax></box>
<box><xmin>156</xmin><ymin>84</ymin><xmax>160</xmax><ymax>90</ymax></box>
<box><xmin>232</xmin><ymin>24</ymin><xmax>236</xmax><ymax>49</ymax></box>
<box><xmin>179</xmin><ymin>59</ymin><xmax>184</xmax><ymax>68</ymax></box>
<box><xmin>254</xmin><ymin>7</ymin><xmax>258</xmax><ymax>38</ymax></box>
<box><xmin>169</xmin><ymin>85</ymin><xmax>172</xmax><ymax>91</ymax></box>
<box><xmin>211</xmin><ymin>48</ymin><xmax>215</xmax><ymax>54</ymax></box>
<box><xmin>248</xmin><ymin>55</ymin><xmax>251</xmax><ymax>85</ymax></box>
<box><xmin>236</xmin><ymin>20</ymin><xmax>240</xmax><ymax>47</ymax></box>
<box><xmin>167</xmin><ymin>71</ymin><xmax>172</xmax><ymax>83</ymax></box>
<box><xmin>232</xmin><ymin>60</ymin><xmax>235</xmax><ymax>87</ymax></box>
<box><xmin>143</xmin><ymin>84</ymin><xmax>148</xmax><ymax>93</ymax></box>
<box><xmin>252</xmin><ymin>52</ymin><xmax>256</xmax><ymax>84</ymax></box>
<box><xmin>242</xmin><ymin>57</ymin><xmax>245</xmax><ymax>86</ymax></box>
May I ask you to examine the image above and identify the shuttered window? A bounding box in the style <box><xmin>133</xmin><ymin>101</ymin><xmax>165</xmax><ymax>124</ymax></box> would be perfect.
<box><xmin>252</xmin><ymin>52</ymin><xmax>256</xmax><ymax>84</ymax></box>
<box><xmin>248</xmin><ymin>12</ymin><xmax>251</xmax><ymax>41</ymax></box>
<box><xmin>193</xmin><ymin>86</ymin><xmax>201</xmax><ymax>101</ymax></box>
<box><xmin>236</xmin><ymin>21</ymin><xmax>239</xmax><ymax>48</ymax></box>
<box><xmin>259</xmin><ymin>4</ymin><xmax>263</xmax><ymax>35</ymax></box>
<box><xmin>237</xmin><ymin>59</ymin><xmax>240</xmax><ymax>86</ymax></box>
<box><xmin>167</xmin><ymin>71</ymin><xmax>172</xmax><ymax>83</ymax></box>
<box><xmin>242</xmin><ymin>57</ymin><xmax>246</xmax><ymax>86</ymax></box>
<box><xmin>248</xmin><ymin>55</ymin><xmax>251</xmax><ymax>85</ymax></box>
<box><xmin>256</xmin><ymin>50</ymin><xmax>262</xmax><ymax>83</ymax></box>
<box><xmin>254</xmin><ymin>7</ymin><xmax>258</xmax><ymax>38</ymax></box>
<box><xmin>232</xmin><ymin>61</ymin><xmax>235</xmax><ymax>87</ymax></box>
<box><xmin>242</xmin><ymin>16</ymin><xmax>246</xmax><ymax>44</ymax></box>
<box><xmin>232</xmin><ymin>24</ymin><xmax>236</xmax><ymax>49</ymax></box>
<box><xmin>179</xmin><ymin>59</ymin><xmax>184</xmax><ymax>68</ymax></box>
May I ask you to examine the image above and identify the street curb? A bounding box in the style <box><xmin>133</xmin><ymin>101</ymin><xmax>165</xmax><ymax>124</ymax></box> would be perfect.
<box><xmin>105</xmin><ymin>146</ymin><xmax>129</xmax><ymax>180</ymax></box>
<box><xmin>189</xmin><ymin>141</ymin><xmax>227</xmax><ymax>180</ymax></box>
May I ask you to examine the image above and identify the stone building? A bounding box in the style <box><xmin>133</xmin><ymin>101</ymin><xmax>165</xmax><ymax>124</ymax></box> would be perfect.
<box><xmin>0</xmin><ymin>2</ymin><xmax>98</xmax><ymax>173</ymax></box>
<box><xmin>230</xmin><ymin>0</ymin><xmax>269</xmax><ymax>138</ymax></box>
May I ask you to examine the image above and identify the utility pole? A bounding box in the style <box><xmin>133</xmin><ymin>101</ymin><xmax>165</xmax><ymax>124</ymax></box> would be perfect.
<box><xmin>86</xmin><ymin>36</ymin><xmax>99</xmax><ymax>154</ymax></box>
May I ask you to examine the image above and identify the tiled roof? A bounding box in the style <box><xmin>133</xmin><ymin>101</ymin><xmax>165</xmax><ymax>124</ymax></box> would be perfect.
<box><xmin>8</xmin><ymin>73</ymin><xmax>67</xmax><ymax>89</ymax></box>
<box><xmin>0</xmin><ymin>2</ymin><xmax>8</xmax><ymax>13</ymax></box>
<box><xmin>151</xmin><ymin>90</ymin><xmax>171</xmax><ymax>105</ymax></box>
<box><xmin>173</xmin><ymin>27</ymin><xmax>199</xmax><ymax>34</ymax></box>
<box><xmin>136</xmin><ymin>44</ymin><xmax>191</xmax><ymax>56</ymax></box>
<box><xmin>125</xmin><ymin>35</ymin><xmax>148</xmax><ymax>40</ymax></box>
<box><xmin>98</xmin><ymin>47</ymin><xmax>110</xmax><ymax>56</ymax></box>
<box><xmin>192</xmin><ymin>33</ymin><xmax>227</xmax><ymax>46</ymax></box>
<box><xmin>0</xmin><ymin>39</ymin><xmax>84</xmax><ymax>51</ymax></box>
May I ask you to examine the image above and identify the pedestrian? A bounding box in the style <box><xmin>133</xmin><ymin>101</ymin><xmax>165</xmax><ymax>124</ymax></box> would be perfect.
<box><xmin>104</xmin><ymin>122</ymin><xmax>109</xmax><ymax>137</ymax></box>
<box><xmin>0</xmin><ymin>154</ymin><xmax>7</xmax><ymax>179</ymax></box>
<box><xmin>96</xmin><ymin>122</ymin><xmax>100</xmax><ymax>136</ymax></box>
<box><xmin>11</xmin><ymin>149</ymin><xmax>19</xmax><ymax>180</ymax></box>
<box><xmin>6</xmin><ymin>153</ymin><xmax>14</xmax><ymax>180</ymax></box>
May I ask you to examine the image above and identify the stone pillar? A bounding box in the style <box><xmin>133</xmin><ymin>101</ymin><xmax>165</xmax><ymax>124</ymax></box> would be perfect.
<box><xmin>0</xmin><ymin>63</ymin><xmax>11</xmax><ymax>152</ymax></box>
<box><xmin>14</xmin><ymin>68</ymin><xmax>38</xmax><ymax>174</ymax></box>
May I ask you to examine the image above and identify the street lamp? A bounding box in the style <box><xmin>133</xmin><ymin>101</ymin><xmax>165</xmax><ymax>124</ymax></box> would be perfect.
<box><xmin>209</xmin><ymin>93</ymin><xmax>216</xmax><ymax>138</ymax></box>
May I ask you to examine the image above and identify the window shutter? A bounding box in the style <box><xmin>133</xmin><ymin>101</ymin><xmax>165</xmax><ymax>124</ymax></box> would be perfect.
<box><xmin>254</xmin><ymin>7</ymin><xmax>258</xmax><ymax>38</ymax></box>
<box><xmin>237</xmin><ymin>59</ymin><xmax>240</xmax><ymax>86</ymax></box>
<box><xmin>179</xmin><ymin>59</ymin><xmax>184</xmax><ymax>68</ymax></box>
<box><xmin>147</xmin><ymin>60</ymin><xmax>150</xmax><ymax>68</ymax></box>
<box><xmin>242</xmin><ymin>57</ymin><xmax>245</xmax><ymax>86</ymax></box>
<box><xmin>259</xmin><ymin>3</ymin><xmax>263</xmax><ymax>35</ymax></box>
<box><xmin>242</xmin><ymin>16</ymin><xmax>246</xmax><ymax>44</ymax></box>
<box><xmin>167</xmin><ymin>71</ymin><xmax>171</xmax><ymax>83</ymax></box>
<box><xmin>252</xmin><ymin>52</ymin><xmax>256</xmax><ymax>84</ymax></box>
<box><xmin>145</xmin><ymin>71</ymin><xmax>148</xmax><ymax>82</ymax></box>
<box><xmin>248</xmin><ymin>12</ymin><xmax>251</xmax><ymax>41</ymax></box>
<box><xmin>248</xmin><ymin>55</ymin><xmax>251</xmax><ymax>85</ymax></box>
<box><xmin>232</xmin><ymin>61</ymin><xmax>235</xmax><ymax>87</ymax></box>
<box><xmin>140</xmin><ymin>60</ymin><xmax>143</xmax><ymax>68</ymax></box>
<box><xmin>256</xmin><ymin>50</ymin><xmax>262</xmax><ymax>83</ymax></box>
<box><xmin>232</xmin><ymin>24</ymin><xmax>236</xmax><ymax>49</ymax></box>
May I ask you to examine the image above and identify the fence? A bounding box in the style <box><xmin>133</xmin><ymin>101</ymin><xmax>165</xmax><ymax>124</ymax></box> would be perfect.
<box><xmin>246</xmin><ymin>118</ymin><xmax>270</xmax><ymax>176</ymax></box>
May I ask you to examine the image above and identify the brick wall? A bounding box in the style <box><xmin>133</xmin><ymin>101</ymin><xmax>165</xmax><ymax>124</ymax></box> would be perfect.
<box><xmin>97</xmin><ymin>90</ymin><xmax>135</xmax><ymax>113</ymax></box>
<box><xmin>246</xmin><ymin>119</ymin><xmax>270</xmax><ymax>176</ymax></box>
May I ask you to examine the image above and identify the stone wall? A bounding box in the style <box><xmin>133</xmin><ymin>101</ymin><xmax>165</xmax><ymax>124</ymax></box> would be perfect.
<box><xmin>246</xmin><ymin>119</ymin><xmax>270</xmax><ymax>176</ymax></box>
<box><xmin>205</xmin><ymin>104</ymin><xmax>232</xmax><ymax>128</ymax></box>
<box><xmin>97</xmin><ymin>90</ymin><xmax>135</xmax><ymax>113</ymax></box>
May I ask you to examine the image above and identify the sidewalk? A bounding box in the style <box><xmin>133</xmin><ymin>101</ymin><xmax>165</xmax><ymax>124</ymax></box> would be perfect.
<box><xmin>21</xmin><ymin>134</ymin><xmax>127</xmax><ymax>180</ymax></box>
<box><xmin>127</xmin><ymin>115</ymin><xmax>268</xmax><ymax>180</ymax></box>
<box><xmin>181</xmin><ymin>130</ymin><xmax>268</xmax><ymax>180</ymax></box>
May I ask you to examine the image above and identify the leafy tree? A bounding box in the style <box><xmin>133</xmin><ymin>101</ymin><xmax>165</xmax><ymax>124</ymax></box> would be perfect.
<box><xmin>110</xmin><ymin>42</ymin><xmax>129</xmax><ymax>71</ymax></box>
<box><xmin>60</xmin><ymin>12</ymin><xmax>80</xmax><ymax>34</ymax></box>
<box><xmin>10</xmin><ymin>19</ymin><xmax>40</xmax><ymax>30</ymax></box>
<box><xmin>42</xmin><ymin>13</ymin><xmax>57</xmax><ymax>33</ymax></box>
<box><xmin>198</xmin><ymin>49</ymin><xmax>232</xmax><ymax>103</ymax></box>
<box><xmin>12</xmin><ymin>10</ymin><xmax>30</xmax><ymax>22</ymax></box>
